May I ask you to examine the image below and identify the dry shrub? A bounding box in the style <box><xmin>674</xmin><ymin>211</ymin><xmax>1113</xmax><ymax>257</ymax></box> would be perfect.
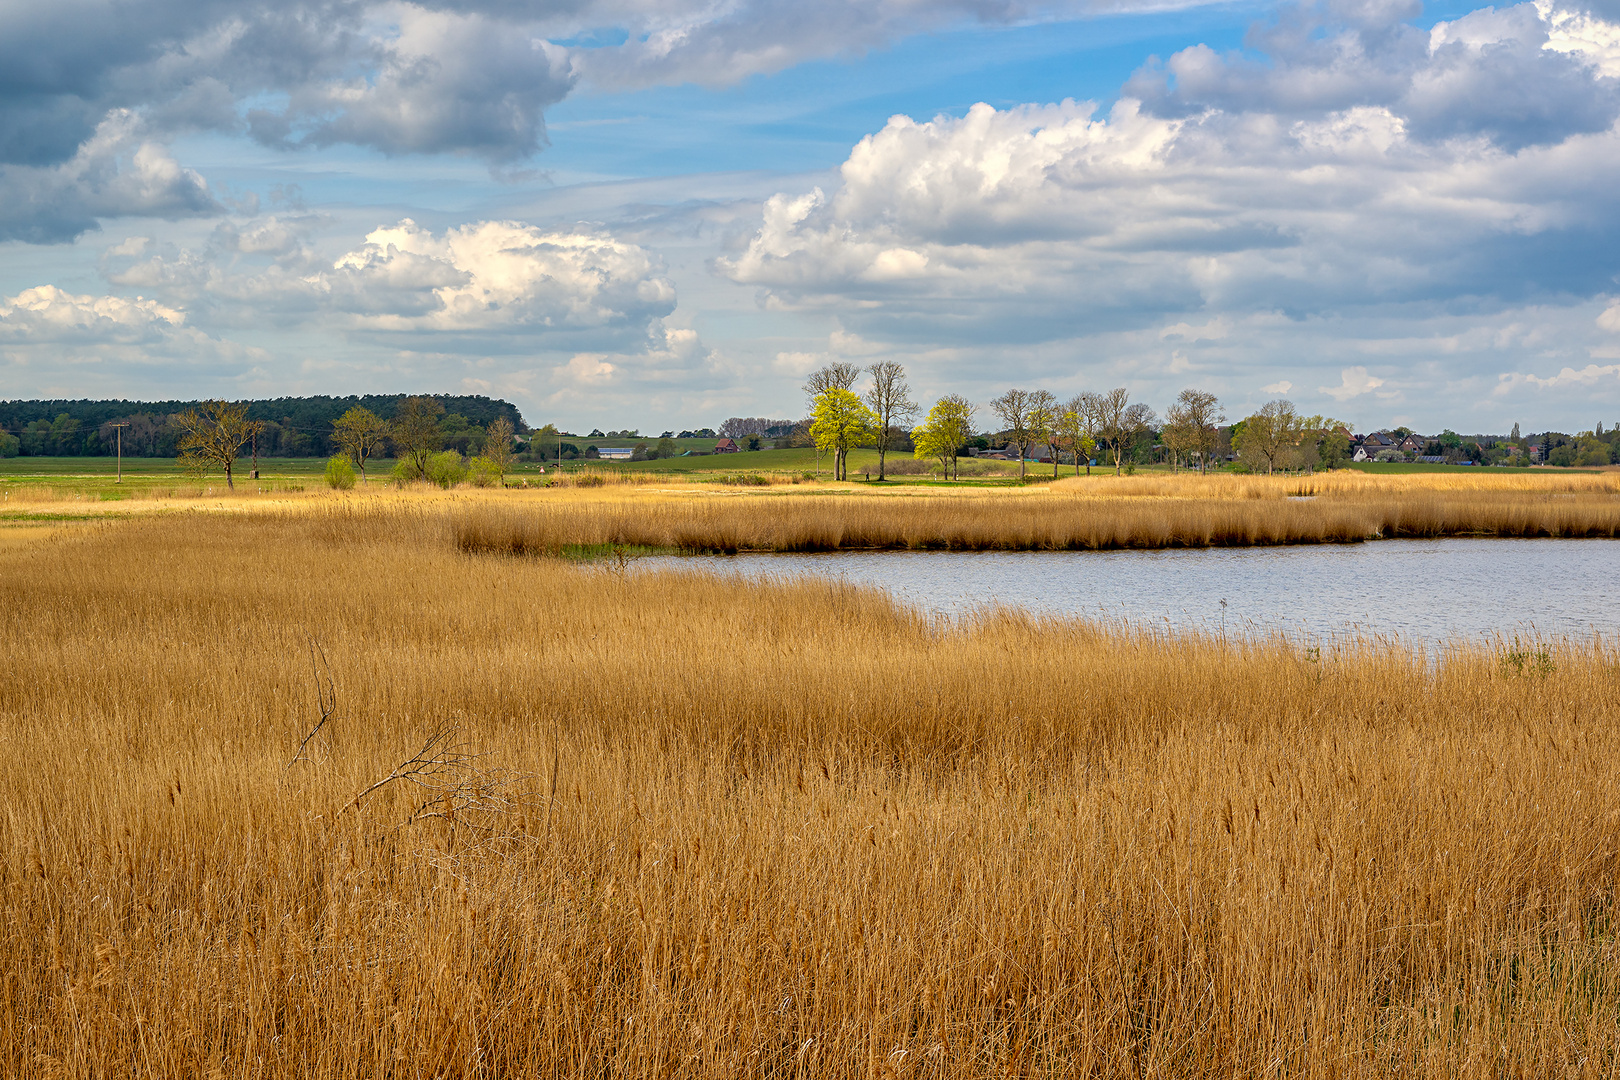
<box><xmin>2</xmin><ymin>508</ymin><xmax>1620</xmax><ymax>1075</ymax></box>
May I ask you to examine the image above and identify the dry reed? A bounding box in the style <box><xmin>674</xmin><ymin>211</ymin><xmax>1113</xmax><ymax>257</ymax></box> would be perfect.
<box><xmin>443</xmin><ymin>485</ymin><xmax>1620</xmax><ymax>555</ymax></box>
<box><xmin>2</xmin><ymin>507</ymin><xmax>1620</xmax><ymax>1076</ymax></box>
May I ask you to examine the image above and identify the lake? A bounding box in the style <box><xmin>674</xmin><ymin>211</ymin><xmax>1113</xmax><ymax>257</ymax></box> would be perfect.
<box><xmin>643</xmin><ymin>539</ymin><xmax>1619</xmax><ymax>647</ymax></box>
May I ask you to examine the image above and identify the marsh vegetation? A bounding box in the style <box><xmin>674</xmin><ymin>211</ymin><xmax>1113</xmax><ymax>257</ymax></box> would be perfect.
<box><xmin>2</xmin><ymin>490</ymin><xmax>1619</xmax><ymax>1075</ymax></box>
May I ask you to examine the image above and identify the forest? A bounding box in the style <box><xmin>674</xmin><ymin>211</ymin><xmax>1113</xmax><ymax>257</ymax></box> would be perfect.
<box><xmin>0</xmin><ymin>395</ymin><xmax>527</xmax><ymax>458</ymax></box>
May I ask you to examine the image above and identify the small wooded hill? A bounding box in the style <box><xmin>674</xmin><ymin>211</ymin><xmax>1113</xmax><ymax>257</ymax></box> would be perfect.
<box><xmin>0</xmin><ymin>395</ymin><xmax>528</xmax><ymax>458</ymax></box>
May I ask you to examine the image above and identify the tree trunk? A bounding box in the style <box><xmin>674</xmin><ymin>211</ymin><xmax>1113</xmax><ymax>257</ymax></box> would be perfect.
<box><xmin>877</xmin><ymin>430</ymin><xmax>886</xmax><ymax>480</ymax></box>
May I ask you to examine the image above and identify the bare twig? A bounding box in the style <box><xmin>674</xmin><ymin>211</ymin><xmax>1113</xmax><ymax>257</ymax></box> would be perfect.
<box><xmin>288</xmin><ymin>639</ymin><xmax>337</xmax><ymax>769</ymax></box>
<box><xmin>341</xmin><ymin>725</ymin><xmax>472</xmax><ymax>814</ymax></box>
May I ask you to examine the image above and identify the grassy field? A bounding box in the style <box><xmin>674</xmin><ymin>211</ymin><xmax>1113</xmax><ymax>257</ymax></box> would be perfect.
<box><xmin>3</xmin><ymin>500</ymin><xmax>1619</xmax><ymax>1076</ymax></box>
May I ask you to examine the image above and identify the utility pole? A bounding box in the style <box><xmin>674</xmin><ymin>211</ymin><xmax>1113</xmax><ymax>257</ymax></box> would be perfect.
<box><xmin>109</xmin><ymin>422</ymin><xmax>128</xmax><ymax>484</ymax></box>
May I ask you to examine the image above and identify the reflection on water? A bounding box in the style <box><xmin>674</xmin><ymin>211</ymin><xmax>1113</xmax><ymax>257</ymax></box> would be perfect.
<box><xmin>641</xmin><ymin>539</ymin><xmax>1619</xmax><ymax>647</ymax></box>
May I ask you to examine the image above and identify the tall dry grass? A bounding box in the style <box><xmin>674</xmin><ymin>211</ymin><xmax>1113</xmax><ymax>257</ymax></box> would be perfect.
<box><xmin>444</xmin><ymin>485</ymin><xmax>1620</xmax><ymax>554</ymax></box>
<box><xmin>3</xmin><ymin>508</ymin><xmax>1620</xmax><ymax>1076</ymax></box>
<box><xmin>1051</xmin><ymin>469</ymin><xmax>1620</xmax><ymax>499</ymax></box>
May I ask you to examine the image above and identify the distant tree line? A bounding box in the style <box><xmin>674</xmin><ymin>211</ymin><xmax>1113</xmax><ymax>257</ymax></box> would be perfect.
<box><xmin>0</xmin><ymin>395</ymin><xmax>527</xmax><ymax>458</ymax></box>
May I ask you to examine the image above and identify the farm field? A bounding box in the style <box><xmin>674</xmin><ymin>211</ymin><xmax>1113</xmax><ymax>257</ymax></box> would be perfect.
<box><xmin>2</xmin><ymin>498</ymin><xmax>1619</xmax><ymax>1075</ymax></box>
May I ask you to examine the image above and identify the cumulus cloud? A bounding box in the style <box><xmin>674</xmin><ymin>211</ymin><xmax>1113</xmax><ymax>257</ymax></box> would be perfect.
<box><xmin>0</xmin><ymin>283</ymin><xmax>264</xmax><ymax>393</ymax></box>
<box><xmin>1261</xmin><ymin>379</ymin><xmax>1294</xmax><ymax>393</ymax></box>
<box><xmin>1496</xmin><ymin>362</ymin><xmax>1620</xmax><ymax>392</ymax></box>
<box><xmin>104</xmin><ymin>217</ymin><xmax>678</xmax><ymax>337</ymax></box>
<box><xmin>0</xmin><ymin>0</ymin><xmax>1180</xmax><ymax>197</ymax></box>
<box><xmin>0</xmin><ymin>285</ymin><xmax>186</xmax><ymax>344</ymax></box>
<box><xmin>1319</xmin><ymin>365</ymin><xmax>1387</xmax><ymax>400</ymax></box>
<box><xmin>252</xmin><ymin>8</ymin><xmax>575</xmax><ymax>162</ymax></box>
<box><xmin>723</xmin><ymin>2</ymin><xmax>1620</xmax><ymax>350</ymax></box>
<box><xmin>0</xmin><ymin>111</ymin><xmax>216</xmax><ymax>243</ymax></box>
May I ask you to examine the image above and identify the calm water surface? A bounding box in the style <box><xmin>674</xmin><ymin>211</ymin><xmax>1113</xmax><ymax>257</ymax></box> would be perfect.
<box><xmin>643</xmin><ymin>539</ymin><xmax>1620</xmax><ymax>647</ymax></box>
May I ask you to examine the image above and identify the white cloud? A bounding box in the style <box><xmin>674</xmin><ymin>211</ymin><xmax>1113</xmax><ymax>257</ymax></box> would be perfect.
<box><xmin>0</xmin><ymin>110</ymin><xmax>216</xmax><ymax>243</ymax></box>
<box><xmin>327</xmin><ymin>219</ymin><xmax>675</xmax><ymax>331</ymax></box>
<box><xmin>0</xmin><ymin>285</ymin><xmax>185</xmax><ymax>344</ymax></box>
<box><xmin>1496</xmin><ymin>363</ymin><xmax>1620</xmax><ymax>392</ymax></box>
<box><xmin>709</xmin><ymin>1</ymin><xmax>1620</xmax><ymax>420</ymax></box>
<box><xmin>105</xmin><ymin>217</ymin><xmax>678</xmax><ymax>336</ymax></box>
<box><xmin>1319</xmin><ymin>365</ymin><xmax>1387</xmax><ymax>401</ymax></box>
<box><xmin>0</xmin><ymin>283</ymin><xmax>264</xmax><ymax>394</ymax></box>
<box><xmin>563</xmin><ymin>354</ymin><xmax>618</xmax><ymax>386</ymax></box>
<box><xmin>1597</xmin><ymin>300</ymin><xmax>1620</xmax><ymax>332</ymax></box>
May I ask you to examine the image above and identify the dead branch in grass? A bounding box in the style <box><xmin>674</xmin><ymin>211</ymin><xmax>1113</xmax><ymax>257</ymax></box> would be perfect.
<box><xmin>287</xmin><ymin>638</ymin><xmax>337</xmax><ymax>769</ymax></box>
<box><xmin>341</xmin><ymin>725</ymin><xmax>473</xmax><ymax>814</ymax></box>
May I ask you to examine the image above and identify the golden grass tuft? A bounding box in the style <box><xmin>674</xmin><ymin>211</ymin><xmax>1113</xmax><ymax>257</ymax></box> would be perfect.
<box><xmin>3</xmin><ymin>506</ymin><xmax>1620</xmax><ymax>1075</ymax></box>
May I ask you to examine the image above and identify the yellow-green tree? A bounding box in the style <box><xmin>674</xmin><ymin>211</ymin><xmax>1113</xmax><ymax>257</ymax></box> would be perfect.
<box><xmin>810</xmin><ymin>388</ymin><xmax>878</xmax><ymax>481</ymax></box>
<box><xmin>912</xmin><ymin>394</ymin><xmax>976</xmax><ymax>480</ymax></box>
<box><xmin>1056</xmin><ymin>398</ymin><xmax>1098</xmax><ymax>477</ymax></box>
<box><xmin>331</xmin><ymin>406</ymin><xmax>389</xmax><ymax>484</ymax></box>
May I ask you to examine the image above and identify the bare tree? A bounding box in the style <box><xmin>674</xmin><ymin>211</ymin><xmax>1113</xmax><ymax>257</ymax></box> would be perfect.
<box><xmin>1091</xmin><ymin>388</ymin><xmax>1156</xmax><ymax>475</ymax></box>
<box><xmin>804</xmin><ymin>364</ymin><xmax>861</xmax><ymax>476</ymax></box>
<box><xmin>1026</xmin><ymin>390</ymin><xmax>1060</xmax><ymax>478</ymax></box>
<box><xmin>332</xmin><ymin>406</ymin><xmax>389</xmax><ymax>484</ymax></box>
<box><xmin>864</xmin><ymin>361</ymin><xmax>918</xmax><ymax>481</ymax></box>
<box><xmin>989</xmin><ymin>389</ymin><xmax>1038</xmax><ymax>478</ymax></box>
<box><xmin>803</xmin><ymin>363</ymin><xmax>860</xmax><ymax>399</ymax></box>
<box><xmin>1163</xmin><ymin>390</ymin><xmax>1225</xmax><ymax>474</ymax></box>
<box><xmin>483</xmin><ymin>416</ymin><xmax>517</xmax><ymax>482</ymax></box>
<box><xmin>174</xmin><ymin>400</ymin><xmax>256</xmax><ymax>490</ymax></box>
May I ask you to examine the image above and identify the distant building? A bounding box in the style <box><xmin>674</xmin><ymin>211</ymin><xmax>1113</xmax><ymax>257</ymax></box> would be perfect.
<box><xmin>714</xmin><ymin>438</ymin><xmax>741</xmax><ymax>453</ymax></box>
<box><xmin>596</xmin><ymin>447</ymin><xmax>634</xmax><ymax>460</ymax></box>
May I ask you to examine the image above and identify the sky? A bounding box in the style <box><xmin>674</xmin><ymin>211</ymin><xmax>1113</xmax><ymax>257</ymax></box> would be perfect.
<box><xmin>3</xmin><ymin>0</ymin><xmax>1620</xmax><ymax>434</ymax></box>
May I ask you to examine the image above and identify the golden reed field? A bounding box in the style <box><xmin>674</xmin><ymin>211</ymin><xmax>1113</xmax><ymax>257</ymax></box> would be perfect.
<box><xmin>3</xmin><ymin>477</ymin><xmax>1620</xmax><ymax>1077</ymax></box>
<box><xmin>444</xmin><ymin>470</ymin><xmax>1620</xmax><ymax>555</ymax></box>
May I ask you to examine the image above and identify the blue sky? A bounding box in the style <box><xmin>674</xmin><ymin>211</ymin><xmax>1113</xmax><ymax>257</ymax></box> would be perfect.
<box><xmin>3</xmin><ymin>0</ymin><xmax>1620</xmax><ymax>434</ymax></box>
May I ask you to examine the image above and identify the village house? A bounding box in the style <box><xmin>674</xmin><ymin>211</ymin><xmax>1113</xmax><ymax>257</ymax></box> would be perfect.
<box><xmin>714</xmin><ymin>437</ymin><xmax>741</xmax><ymax>453</ymax></box>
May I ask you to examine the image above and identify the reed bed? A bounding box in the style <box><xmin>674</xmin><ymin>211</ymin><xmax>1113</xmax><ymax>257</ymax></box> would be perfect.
<box><xmin>3</xmin><ymin>508</ymin><xmax>1620</xmax><ymax>1076</ymax></box>
<box><xmin>445</xmin><ymin>486</ymin><xmax>1620</xmax><ymax>555</ymax></box>
<box><xmin>1050</xmin><ymin>469</ymin><xmax>1620</xmax><ymax>499</ymax></box>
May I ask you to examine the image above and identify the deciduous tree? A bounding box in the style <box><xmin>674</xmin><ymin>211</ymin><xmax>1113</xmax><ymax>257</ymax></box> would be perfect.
<box><xmin>804</xmin><ymin>364</ymin><xmax>862</xmax><ymax>476</ymax></box>
<box><xmin>1235</xmin><ymin>399</ymin><xmax>1305</xmax><ymax>474</ymax></box>
<box><xmin>391</xmin><ymin>396</ymin><xmax>444</xmax><ymax>480</ymax></box>
<box><xmin>810</xmin><ymin>389</ymin><xmax>878</xmax><ymax>481</ymax></box>
<box><xmin>1092</xmin><ymin>388</ymin><xmax>1155</xmax><ymax>475</ymax></box>
<box><xmin>864</xmin><ymin>360</ymin><xmax>917</xmax><ymax>481</ymax></box>
<box><xmin>174</xmin><ymin>400</ymin><xmax>255</xmax><ymax>490</ymax></box>
<box><xmin>1026</xmin><ymin>390</ymin><xmax>1060</xmax><ymax>478</ymax></box>
<box><xmin>912</xmin><ymin>395</ymin><xmax>975</xmax><ymax>480</ymax></box>
<box><xmin>989</xmin><ymin>389</ymin><xmax>1037</xmax><ymax>478</ymax></box>
<box><xmin>1162</xmin><ymin>390</ymin><xmax>1225</xmax><ymax>474</ymax></box>
<box><xmin>1056</xmin><ymin>397</ymin><xmax>1098</xmax><ymax>476</ymax></box>
<box><xmin>332</xmin><ymin>406</ymin><xmax>389</xmax><ymax>484</ymax></box>
<box><xmin>483</xmin><ymin>416</ymin><xmax>517</xmax><ymax>481</ymax></box>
